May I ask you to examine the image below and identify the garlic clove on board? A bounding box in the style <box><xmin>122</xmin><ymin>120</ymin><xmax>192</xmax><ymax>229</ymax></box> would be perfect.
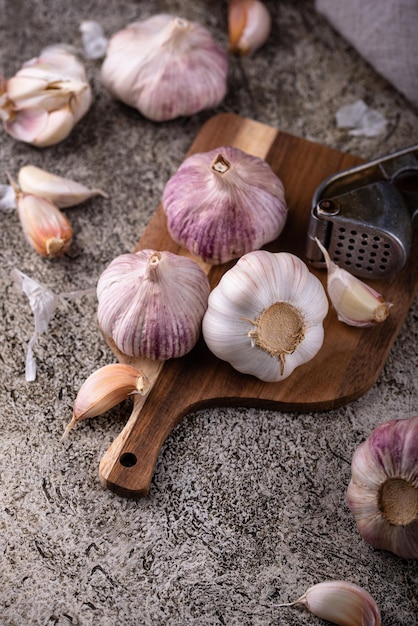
<box><xmin>18</xmin><ymin>165</ymin><xmax>108</xmax><ymax>208</ymax></box>
<box><xmin>62</xmin><ymin>363</ymin><xmax>149</xmax><ymax>440</ymax></box>
<box><xmin>97</xmin><ymin>250</ymin><xmax>211</xmax><ymax>361</ymax></box>
<box><xmin>101</xmin><ymin>14</ymin><xmax>228</xmax><ymax>121</ymax></box>
<box><xmin>347</xmin><ymin>415</ymin><xmax>418</xmax><ymax>559</ymax></box>
<box><xmin>228</xmin><ymin>0</ymin><xmax>272</xmax><ymax>55</ymax></box>
<box><xmin>1</xmin><ymin>46</ymin><xmax>92</xmax><ymax>147</ymax></box>
<box><xmin>315</xmin><ymin>238</ymin><xmax>391</xmax><ymax>327</ymax></box>
<box><xmin>278</xmin><ymin>580</ymin><xmax>381</xmax><ymax>626</ymax></box>
<box><xmin>162</xmin><ymin>146</ymin><xmax>288</xmax><ymax>265</ymax></box>
<box><xmin>202</xmin><ymin>250</ymin><xmax>328</xmax><ymax>382</ymax></box>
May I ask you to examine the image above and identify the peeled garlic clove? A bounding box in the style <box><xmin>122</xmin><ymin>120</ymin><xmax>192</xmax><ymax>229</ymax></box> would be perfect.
<box><xmin>101</xmin><ymin>14</ymin><xmax>228</xmax><ymax>121</ymax></box>
<box><xmin>162</xmin><ymin>146</ymin><xmax>288</xmax><ymax>265</ymax></box>
<box><xmin>347</xmin><ymin>415</ymin><xmax>418</xmax><ymax>559</ymax></box>
<box><xmin>2</xmin><ymin>46</ymin><xmax>92</xmax><ymax>147</ymax></box>
<box><xmin>202</xmin><ymin>250</ymin><xmax>328</xmax><ymax>382</ymax></box>
<box><xmin>280</xmin><ymin>580</ymin><xmax>381</xmax><ymax>626</ymax></box>
<box><xmin>315</xmin><ymin>238</ymin><xmax>391</xmax><ymax>327</ymax></box>
<box><xmin>62</xmin><ymin>363</ymin><xmax>149</xmax><ymax>440</ymax></box>
<box><xmin>18</xmin><ymin>165</ymin><xmax>107</xmax><ymax>208</ymax></box>
<box><xmin>97</xmin><ymin>250</ymin><xmax>210</xmax><ymax>360</ymax></box>
<box><xmin>228</xmin><ymin>0</ymin><xmax>272</xmax><ymax>55</ymax></box>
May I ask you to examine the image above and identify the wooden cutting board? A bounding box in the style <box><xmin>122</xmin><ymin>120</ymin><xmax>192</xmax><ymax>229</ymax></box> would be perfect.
<box><xmin>99</xmin><ymin>113</ymin><xmax>418</xmax><ymax>498</ymax></box>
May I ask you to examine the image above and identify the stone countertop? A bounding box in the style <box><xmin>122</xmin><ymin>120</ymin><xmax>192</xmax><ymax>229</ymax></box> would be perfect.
<box><xmin>0</xmin><ymin>1</ymin><xmax>417</xmax><ymax>625</ymax></box>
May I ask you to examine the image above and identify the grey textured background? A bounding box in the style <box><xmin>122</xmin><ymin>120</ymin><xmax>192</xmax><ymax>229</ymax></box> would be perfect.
<box><xmin>0</xmin><ymin>1</ymin><xmax>417</xmax><ymax>625</ymax></box>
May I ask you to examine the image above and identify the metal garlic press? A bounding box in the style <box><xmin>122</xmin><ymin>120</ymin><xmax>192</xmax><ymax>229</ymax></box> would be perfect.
<box><xmin>306</xmin><ymin>144</ymin><xmax>418</xmax><ymax>279</ymax></box>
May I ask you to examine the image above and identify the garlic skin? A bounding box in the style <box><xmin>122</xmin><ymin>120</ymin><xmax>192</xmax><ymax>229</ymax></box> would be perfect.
<box><xmin>62</xmin><ymin>363</ymin><xmax>149</xmax><ymax>440</ymax></box>
<box><xmin>279</xmin><ymin>580</ymin><xmax>381</xmax><ymax>626</ymax></box>
<box><xmin>202</xmin><ymin>251</ymin><xmax>328</xmax><ymax>382</ymax></box>
<box><xmin>228</xmin><ymin>0</ymin><xmax>272</xmax><ymax>55</ymax></box>
<box><xmin>347</xmin><ymin>416</ymin><xmax>418</xmax><ymax>559</ymax></box>
<box><xmin>101</xmin><ymin>14</ymin><xmax>228</xmax><ymax>121</ymax></box>
<box><xmin>162</xmin><ymin>146</ymin><xmax>288</xmax><ymax>265</ymax></box>
<box><xmin>97</xmin><ymin>250</ymin><xmax>210</xmax><ymax>360</ymax></box>
<box><xmin>18</xmin><ymin>165</ymin><xmax>108</xmax><ymax>208</ymax></box>
<box><xmin>1</xmin><ymin>46</ymin><xmax>92</xmax><ymax>147</ymax></box>
<box><xmin>315</xmin><ymin>238</ymin><xmax>391</xmax><ymax>327</ymax></box>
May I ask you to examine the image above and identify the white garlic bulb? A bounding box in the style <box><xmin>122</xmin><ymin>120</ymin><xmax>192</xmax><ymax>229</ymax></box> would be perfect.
<box><xmin>202</xmin><ymin>250</ymin><xmax>328</xmax><ymax>382</ymax></box>
<box><xmin>347</xmin><ymin>415</ymin><xmax>418</xmax><ymax>559</ymax></box>
<box><xmin>101</xmin><ymin>14</ymin><xmax>228</xmax><ymax>122</ymax></box>
<box><xmin>97</xmin><ymin>250</ymin><xmax>210</xmax><ymax>360</ymax></box>
<box><xmin>1</xmin><ymin>46</ymin><xmax>92</xmax><ymax>147</ymax></box>
<box><xmin>162</xmin><ymin>146</ymin><xmax>288</xmax><ymax>264</ymax></box>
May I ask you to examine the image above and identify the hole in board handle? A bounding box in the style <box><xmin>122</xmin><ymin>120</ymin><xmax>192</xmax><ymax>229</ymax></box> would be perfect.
<box><xmin>119</xmin><ymin>452</ymin><xmax>137</xmax><ymax>467</ymax></box>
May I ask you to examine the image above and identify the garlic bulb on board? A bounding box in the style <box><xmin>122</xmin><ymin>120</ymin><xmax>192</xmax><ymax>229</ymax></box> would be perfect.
<box><xmin>162</xmin><ymin>146</ymin><xmax>288</xmax><ymax>265</ymax></box>
<box><xmin>0</xmin><ymin>46</ymin><xmax>92</xmax><ymax>147</ymax></box>
<box><xmin>228</xmin><ymin>0</ymin><xmax>272</xmax><ymax>55</ymax></box>
<box><xmin>18</xmin><ymin>165</ymin><xmax>108</xmax><ymax>208</ymax></box>
<box><xmin>315</xmin><ymin>238</ymin><xmax>392</xmax><ymax>327</ymax></box>
<box><xmin>202</xmin><ymin>250</ymin><xmax>328</xmax><ymax>382</ymax></box>
<box><xmin>278</xmin><ymin>580</ymin><xmax>381</xmax><ymax>626</ymax></box>
<box><xmin>347</xmin><ymin>415</ymin><xmax>418</xmax><ymax>559</ymax></box>
<box><xmin>97</xmin><ymin>250</ymin><xmax>210</xmax><ymax>361</ymax></box>
<box><xmin>101</xmin><ymin>14</ymin><xmax>228</xmax><ymax>122</ymax></box>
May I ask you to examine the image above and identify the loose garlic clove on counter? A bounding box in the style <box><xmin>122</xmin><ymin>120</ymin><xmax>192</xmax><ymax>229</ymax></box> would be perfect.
<box><xmin>347</xmin><ymin>415</ymin><xmax>418</xmax><ymax>559</ymax></box>
<box><xmin>101</xmin><ymin>14</ymin><xmax>228</xmax><ymax>121</ymax></box>
<box><xmin>18</xmin><ymin>165</ymin><xmax>108</xmax><ymax>208</ymax></box>
<box><xmin>1</xmin><ymin>46</ymin><xmax>92</xmax><ymax>147</ymax></box>
<box><xmin>202</xmin><ymin>250</ymin><xmax>328</xmax><ymax>382</ymax></box>
<box><xmin>162</xmin><ymin>146</ymin><xmax>288</xmax><ymax>264</ymax></box>
<box><xmin>97</xmin><ymin>250</ymin><xmax>210</xmax><ymax>361</ymax></box>
<box><xmin>315</xmin><ymin>238</ymin><xmax>391</xmax><ymax>327</ymax></box>
<box><xmin>228</xmin><ymin>0</ymin><xmax>272</xmax><ymax>55</ymax></box>
<box><xmin>62</xmin><ymin>363</ymin><xmax>149</xmax><ymax>440</ymax></box>
<box><xmin>278</xmin><ymin>580</ymin><xmax>381</xmax><ymax>626</ymax></box>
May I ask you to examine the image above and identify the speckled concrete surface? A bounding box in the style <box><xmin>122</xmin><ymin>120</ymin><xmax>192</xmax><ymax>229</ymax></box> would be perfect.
<box><xmin>0</xmin><ymin>1</ymin><xmax>417</xmax><ymax>625</ymax></box>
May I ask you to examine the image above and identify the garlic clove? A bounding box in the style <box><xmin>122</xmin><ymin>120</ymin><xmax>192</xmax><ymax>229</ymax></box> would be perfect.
<box><xmin>347</xmin><ymin>415</ymin><xmax>418</xmax><ymax>559</ymax></box>
<box><xmin>97</xmin><ymin>249</ymin><xmax>211</xmax><ymax>360</ymax></box>
<box><xmin>202</xmin><ymin>250</ymin><xmax>328</xmax><ymax>382</ymax></box>
<box><xmin>101</xmin><ymin>14</ymin><xmax>228</xmax><ymax>121</ymax></box>
<box><xmin>8</xmin><ymin>174</ymin><xmax>73</xmax><ymax>258</ymax></box>
<box><xmin>315</xmin><ymin>238</ymin><xmax>392</xmax><ymax>327</ymax></box>
<box><xmin>18</xmin><ymin>165</ymin><xmax>107</xmax><ymax>208</ymax></box>
<box><xmin>279</xmin><ymin>580</ymin><xmax>381</xmax><ymax>626</ymax></box>
<box><xmin>162</xmin><ymin>146</ymin><xmax>288</xmax><ymax>265</ymax></box>
<box><xmin>228</xmin><ymin>0</ymin><xmax>272</xmax><ymax>55</ymax></box>
<box><xmin>62</xmin><ymin>363</ymin><xmax>149</xmax><ymax>440</ymax></box>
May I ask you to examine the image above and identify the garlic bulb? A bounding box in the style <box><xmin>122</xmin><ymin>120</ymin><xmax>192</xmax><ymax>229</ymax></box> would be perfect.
<box><xmin>97</xmin><ymin>250</ymin><xmax>210</xmax><ymax>360</ymax></box>
<box><xmin>101</xmin><ymin>14</ymin><xmax>228</xmax><ymax>121</ymax></box>
<box><xmin>202</xmin><ymin>250</ymin><xmax>328</xmax><ymax>382</ymax></box>
<box><xmin>228</xmin><ymin>0</ymin><xmax>272</xmax><ymax>55</ymax></box>
<box><xmin>18</xmin><ymin>165</ymin><xmax>107</xmax><ymax>208</ymax></box>
<box><xmin>316</xmin><ymin>238</ymin><xmax>392</xmax><ymax>327</ymax></box>
<box><xmin>162</xmin><ymin>146</ymin><xmax>288</xmax><ymax>264</ymax></box>
<box><xmin>62</xmin><ymin>363</ymin><xmax>149</xmax><ymax>440</ymax></box>
<box><xmin>347</xmin><ymin>415</ymin><xmax>418</xmax><ymax>559</ymax></box>
<box><xmin>279</xmin><ymin>580</ymin><xmax>381</xmax><ymax>626</ymax></box>
<box><xmin>0</xmin><ymin>46</ymin><xmax>92</xmax><ymax>147</ymax></box>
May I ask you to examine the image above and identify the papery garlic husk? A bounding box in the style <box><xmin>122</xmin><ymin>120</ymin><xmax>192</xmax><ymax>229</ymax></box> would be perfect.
<box><xmin>315</xmin><ymin>238</ymin><xmax>392</xmax><ymax>327</ymax></box>
<box><xmin>202</xmin><ymin>250</ymin><xmax>328</xmax><ymax>382</ymax></box>
<box><xmin>228</xmin><ymin>0</ymin><xmax>272</xmax><ymax>55</ymax></box>
<box><xmin>347</xmin><ymin>415</ymin><xmax>418</xmax><ymax>559</ymax></box>
<box><xmin>162</xmin><ymin>146</ymin><xmax>288</xmax><ymax>265</ymax></box>
<box><xmin>62</xmin><ymin>363</ymin><xmax>149</xmax><ymax>440</ymax></box>
<box><xmin>101</xmin><ymin>14</ymin><xmax>228</xmax><ymax>121</ymax></box>
<box><xmin>279</xmin><ymin>580</ymin><xmax>381</xmax><ymax>626</ymax></box>
<box><xmin>18</xmin><ymin>165</ymin><xmax>107</xmax><ymax>208</ymax></box>
<box><xmin>1</xmin><ymin>46</ymin><xmax>92</xmax><ymax>147</ymax></box>
<box><xmin>9</xmin><ymin>175</ymin><xmax>72</xmax><ymax>257</ymax></box>
<box><xmin>97</xmin><ymin>249</ymin><xmax>210</xmax><ymax>360</ymax></box>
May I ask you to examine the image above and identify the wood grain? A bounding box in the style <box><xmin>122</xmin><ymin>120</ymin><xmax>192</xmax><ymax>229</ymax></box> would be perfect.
<box><xmin>99</xmin><ymin>113</ymin><xmax>418</xmax><ymax>498</ymax></box>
